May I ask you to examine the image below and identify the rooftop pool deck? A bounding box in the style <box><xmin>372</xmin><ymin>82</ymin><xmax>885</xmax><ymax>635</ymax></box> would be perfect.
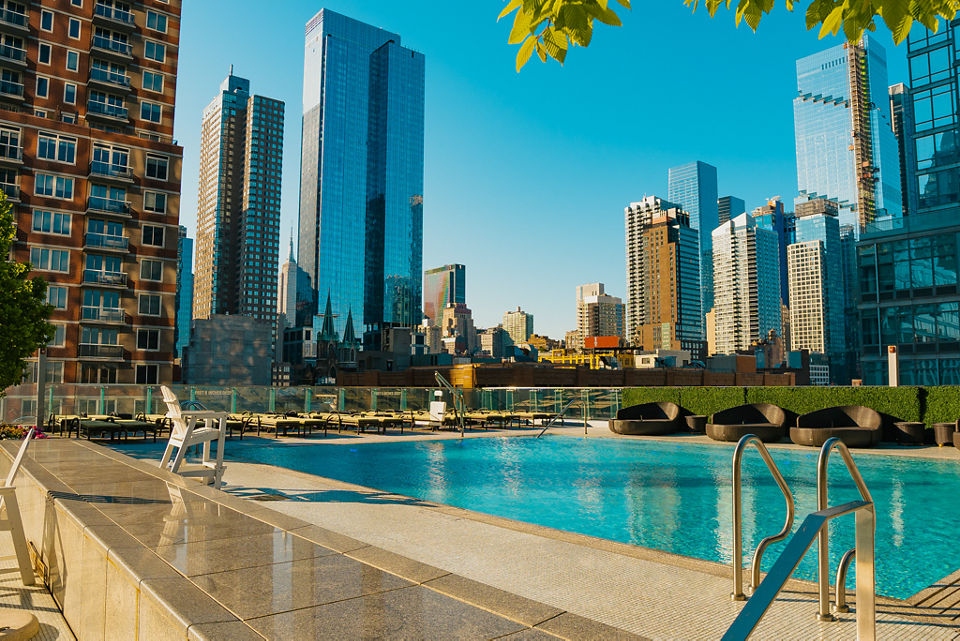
<box><xmin>4</xmin><ymin>426</ymin><xmax>960</xmax><ymax>640</ymax></box>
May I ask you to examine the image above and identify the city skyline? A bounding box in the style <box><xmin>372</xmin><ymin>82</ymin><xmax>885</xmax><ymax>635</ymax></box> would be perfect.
<box><xmin>172</xmin><ymin>1</ymin><xmax>910</xmax><ymax>339</ymax></box>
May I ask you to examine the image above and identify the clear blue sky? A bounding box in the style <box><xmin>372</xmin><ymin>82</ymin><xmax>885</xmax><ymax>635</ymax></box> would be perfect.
<box><xmin>174</xmin><ymin>1</ymin><xmax>910</xmax><ymax>338</ymax></box>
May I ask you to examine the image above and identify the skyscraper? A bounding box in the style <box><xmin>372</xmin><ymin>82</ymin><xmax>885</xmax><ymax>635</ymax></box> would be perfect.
<box><xmin>276</xmin><ymin>239</ymin><xmax>312</xmax><ymax>329</ymax></box>
<box><xmin>668</xmin><ymin>161</ymin><xmax>718</xmax><ymax>320</ymax></box>
<box><xmin>502</xmin><ymin>307</ymin><xmax>534</xmax><ymax>344</ymax></box>
<box><xmin>175</xmin><ymin>226</ymin><xmax>193</xmax><ymax>360</ymax></box>
<box><xmin>793</xmin><ymin>36</ymin><xmax>902</xmax><ymax>233</ymax></box>
<box><xmin>6</xmin><ymin>1</ymin><xmax>184</xmax><ymax>385</ymax></box>
<box><xmin>752</xmin><ymin>198</ymin><xmax>796</xmax><ymax>306</ymax></box>
<box><xmin>711</xmin><ymin>214</ymin><xmax>781</xmax><ymax>354</ymax></box>
<box><xmin>193</xmin><ymin>71</ymin><xmax>284</xmax><ymax>323</ymax></box>
<box><xmin>717</xmin><ymin>195</ymin><xmax>745</xmax><ymax>225</ymax></box>
<box><xmin>423</xmin><ymin>264</ymin><xmax>465</xmax><ymax>322</ymax></box>
<box><xmin>576</xmin><ymin>283</ymin><xmax>625</xmax><ymax>340</ymax></box>
<box><xmin>889</xmin><ymin>83</ymin><xmax>919</xmax><ymax>217</ymax></box>
<box><xmin>625</xmin><ymin>197</ymin><xmax>703</xmax><ymax>354</ymax></box>
<box><xmin>299</xmin><ymin>9</ymin><xmax>425</xmax><ymax>349</ymax></box>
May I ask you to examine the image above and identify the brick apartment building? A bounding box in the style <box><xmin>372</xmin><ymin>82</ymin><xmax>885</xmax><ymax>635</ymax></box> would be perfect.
<box><xmin>1</xmin><ymin>0</ymin><xmax>182</xmax><ymax>385</ymax></box>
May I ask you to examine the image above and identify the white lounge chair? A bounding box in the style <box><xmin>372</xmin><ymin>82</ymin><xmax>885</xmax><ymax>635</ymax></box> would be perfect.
<box><xmin>158</xmin><ymin>386</ymin><xmax>228</xmax><ymax>489</ymax></box>
<box><xmin>0</xmin><ymin>429</ymin><xmax>36</xmax><ymax>585</ymax></box>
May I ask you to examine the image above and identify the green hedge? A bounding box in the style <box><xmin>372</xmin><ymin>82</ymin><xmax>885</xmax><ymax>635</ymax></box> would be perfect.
<box><xmin>923</xmin><ymin>386</ymin><xmax>960</xmax><ymax>425</ymax></box>
<box><xmin>619</xmin><ymin>385</ymin><xmax>959</xmax><ymax>424</ymax></box>
<box><xmin>679</xmin><ymin>387</ymin><xmax>746</xmax><ymax>418</ymax></box>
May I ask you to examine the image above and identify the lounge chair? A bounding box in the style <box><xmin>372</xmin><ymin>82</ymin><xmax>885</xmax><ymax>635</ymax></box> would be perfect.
<box><xmin>706</xmin><ymin>403</ymin><xmax>791</xmax><ymax>443</ymax></box>
<box><xmin>609</xmin><ymin>402</ymin><xmax>683</xmax><ymax>435</ymax></box>
<box><xmin>790</xmin><ymin>405</ymin><xmax>882</xmax><ymax>448</ymax></box>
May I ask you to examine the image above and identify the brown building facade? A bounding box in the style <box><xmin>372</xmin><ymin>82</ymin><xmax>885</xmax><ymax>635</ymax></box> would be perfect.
<box><xmin>3</xmin><ymin>0</ymin><xmax>183</xmax><ymax>385</ymax></box>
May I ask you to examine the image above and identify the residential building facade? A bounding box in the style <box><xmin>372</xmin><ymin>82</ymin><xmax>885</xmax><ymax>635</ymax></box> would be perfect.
<box><xmin>502</xmin><ymin>306</ymin><xmax>533</xmax><ymax>345</ymax></box>
<box><xmin>7</xmin><ymin>0</ymin><xmax>183</xmax><ymax>385</ymax></box>
<box><xmin>423</xmin><ymin>263</ymin><xmax>464</xmax><ymax>322</ymax></box>
<box><xmin>298</xmin><ymin>9</ymin><xmax>425</xmax><ymax>348</ymax></box>
<box><xmin>575</xmin><ymin>282</ymin><xmax>624</xmax><ymax>341</ymax></box>
<box><xmin>193</xmin><ymin>70</ymin><xmax>283</xmax><ymax>324</ymax></box>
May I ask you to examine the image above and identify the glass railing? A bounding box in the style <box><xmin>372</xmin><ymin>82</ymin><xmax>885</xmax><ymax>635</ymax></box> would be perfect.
<box><xmin>0</xmin><ymin>9</ymin><xmax>28</xmax><ymax>28</ymax></box>
<box><xmin>0</xmin><ymin>144</ymin><xmax>21</xmax><ymax>161</ymax></box>
<box><xmin>90</xmin><ymin>161</ymin><xmax>132</xmax><ymax>179</ymax></box>
<box><xmin>87</xmin><ymin>196</ymin><xmax>129</xmax><ymax>214</ymax></box>
<box><xmin>89</xmin><ymin>67</ymin><xmax>131</xmax><ymax>87</ymax></box>
<box><xmin>87</xmin><ymin>100</ymin><xmax>128</xmax><ymax>120</ymax></box>
<box><xmin>94</xmin><ymin>3</ymin><xmax>135</xmax><ymax>25</ymax></box>
<box><xmin>0</xmin><ymin>79</ymin><xmax>24</xmax><ymax>97</ymax></box>
<box><xmin>81</xmin><ymin>307</ymin><xmax>125</xmax><ymax>323</ymax></box>
<box><xmin>0</xmin><ymin>44</ymin><xmax>26</xmax><ymax>62</ymax></box>
<box><xmin>82</xmin><ymin>270</ymin><xmax>126</xmax><ymax>286</ymax></box>
<box><xmin>91</xmin><ymin>36</ymin><xmax>132</xmax><ymax>56</ymax></box>
<box><xmin>0</xmin><ymin>384</ymin><xmax>623</xmax><ymax>425</ymax></box>
<box><xmin>84</xmin><ymin>232</ymin><xmax>128</xmax><ymax>250</ymax></box>
<box><xmin>77</xmin><ymin>344</ymin><xmax>124</xmax><ymax>359</ymax></box>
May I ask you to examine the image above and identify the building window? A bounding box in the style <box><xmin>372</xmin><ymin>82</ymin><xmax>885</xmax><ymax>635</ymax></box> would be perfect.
<box><xmin>32</xmin><ymin>210</ymin><xmax>71</xmax><ymax>235</ymax></box>
<box><xmin>0</xmin><ymin>126</ymin><xmax>19</xmax><ymax>159</ymax></box>
<box><xmin>48</xmin><ymin>324</ymin><xmax>66</xmax><ymax>348</ymax></box>
<box><xmin>135</xmin><ymin>364</ymin><xmax>159</xmax><ymax>384</ymax></box>
<box><xmin>140</xmin><ymin>101</ymin><xmax>162</xmax><ymax>123</ymax></box>
<box><xmin>61</xmin><ymin>113</ymin><xmax>77</xmax><ymax>124</ymax></box>
<box><xmin>143</xmin><ymin>40</ymin><xmax>165</xmax><ymax>63</ymax></box>
<box><xmin>145</xmin><ymin>155</ymin><xmax>168</xmax><ymax>180</ymax></box>
<box><xmin>34</xmin><ymin>174</ymin><xmax>74</xmax><ymax>199</ymax></box>
<box><xmin>36</xmin><ymin>76</ymin><xmax>48</xmax><ymax>98</ymax></box>
<box><xmin>146</xmin><ymin>11</ymin><xmax>167</xmax><ymax>33</ymax></box>
<box><xmin>137</xmin><ymin>329</ymin><xmax>160</xmax><ymax>351</ymax></box>
<box><xmin>140</xmin><ymin>259</ymin><xmax>162</xmax><ymax>281</ymax></box>
<box><xmin>66</xmin><ymin>50</ymin><xmax>79</xmax><ymax>72</ymax></box>
<box><xmin>144</xmin><ymin>191</ymin><xmax>166</xmax><ymax>213</ymax></box>
<box><xmin>68</xmin><ymin>18</ymin><xmax>80</xmax><ymax>39</ymax></box>
<box><xmin>37</xmin><ymin>133</ymin><xmax>76</xmax><ymax>163</ymax></box>
<box><xmin>38</xmin><ymin>43</ymin><xmax>50</xmax><ymax>65</ymax></box>
<box><xmin>30</xmin><ymin>247</ymin><xmax>69</xmax><ymax>273</ymax></box>
<box><xmin>71</xmin><ymin>0</ymin><xmax>82</xmax><ymax>6</ymax></box>
<box><xmin>40</xmin><ymin>10</ymin><xmax>53</xmax><ymax>32</ymax></box>
<box><xmin>142</xmin><ymin>71</ymin><xmax>163</xmax><ymax>93</ymax></box>
<box><xmin>142</xmin><ymin>225</ymin><xmax>164</xmax><ymax>247</ymax></box>
<box><xmin>138</xmin><ymin>294</ymin><xmax>161</xmax><ymax>316</ymax></box>
<box><xmin>47</xmin><ymin>285</ymin><xmax>67</xmax><ymax>309</ymax></box>
<box><xmin>64</xmin><ymin>83</ymin><xmax>76</xmax><ymax>105</ymax></box>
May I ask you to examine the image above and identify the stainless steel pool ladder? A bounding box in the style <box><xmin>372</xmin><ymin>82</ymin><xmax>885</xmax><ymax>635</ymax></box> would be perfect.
<box><xmin>536</xmin><ymin>399</ymin><xmax>581</xmax><ymax>438</ymax></box>
<box><xmin>434</xmin><ymin>372</ymin><xmax>465</xmax><ymax>437</ymax></box>
<box><xmin>725</xmin><ymin>436</ymin><xmax>875</xmax><ymax>641</ymax></box>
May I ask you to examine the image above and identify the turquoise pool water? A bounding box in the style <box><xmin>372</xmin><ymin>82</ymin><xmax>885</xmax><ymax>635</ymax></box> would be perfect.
<box><xmin>234</xmin><ymin>436</ymin><xmax>960</xmax><ymax>600</ymax></box>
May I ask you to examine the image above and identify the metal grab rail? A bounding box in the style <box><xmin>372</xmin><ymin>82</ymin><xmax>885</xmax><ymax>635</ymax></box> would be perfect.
<box><xmin>536</xmin><ymin>398</ymin><xmax>581</xmax><ymax>438</ymax></box>
<box><xmin>731</xmin><ymin>435</ymin><xmax>795</xmax><ymax>600</ymax></box>
<box><xmin>433</xmin><ymin>372</ymin><xmax>465</xmax><ymax>437</ymax></box>
<box><xmin>816</xmin><ymin>437</ymin><xmax>875</xmax><ymax>621</ymax></box>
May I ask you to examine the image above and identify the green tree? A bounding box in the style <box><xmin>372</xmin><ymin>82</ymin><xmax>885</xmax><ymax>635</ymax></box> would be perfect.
<box><xmin>0</xmin><ymin>190</ymin><xmax>54</xmax><ymax>394</ymax></box>
<box><xmin>500</xmin><ymin>0</ymin><xmax>960</xmax><ymax>70</ymax></box>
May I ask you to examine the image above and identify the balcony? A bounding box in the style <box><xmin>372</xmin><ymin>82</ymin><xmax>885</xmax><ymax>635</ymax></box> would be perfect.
<box><xmin>82</xmin><ymin>269</ymin><xmax>127</xmax><ymax>288</ymax></box>
<box><xmin>78</xmin><ymin>344</ymin><xmax>125</xmax><ymax>360</ymax></box>
<box><xmin>87</xmin><ymin>196</ymin><xmax>130</xmax><ymax>217</ymax></box>
<box><xmin>0</xmin><ymin>144</ymin><xmax>21</xmax><ymax>165</ymax></box>
<box><xmin>0</xmin><ymin>9</ymin><xmax>29</xmax><ymax>34</ymax></box>
<box><xmin>84</xmin><ymin>232</ymin><xmax>129</xmax><ymax>252</ymax></box>
<box><xmin>93</xmin><ymin>3</ymin><xmax>136</xmax><ymax>30</ymax></box>
<box><xmin>0</xmin><ymin>44</ymin><xmax>26</xmax><ymax>66</ymax></box>
<box><xmin>0</xmin><ymin>183</ymin><xmax>18</xmax><ymax>201</ymax></box>
<box><xmin>88</xmin><ymin>67</ymin><xmax>131</xmax><ymax>92</ymax></box>
<box><xmin>90</xmin><ymin>36</ymin><xmax>133</xmax><ymax>60</ymax></box>
<box><xmin>81</xmin><ymin>307</ymin><xmax>127</xmax><ymax>324</ymax></box>
<box><xmin>89</xmin><ymin>161</ymin><xmax>133</xmax><ymax>183</ymax></box>
<box><xmin>86</xmin><ymin>99</ymin><xmax>128</xmax><ymax>123</ymax></box>
<box><xmin>0</xmin><ymin>78</ymin><xmax>24</xmax><ymax>102</ymax></box>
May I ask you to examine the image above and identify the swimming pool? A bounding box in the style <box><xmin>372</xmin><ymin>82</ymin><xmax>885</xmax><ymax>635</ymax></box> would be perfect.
<box><xmin>235</xmin><ymin>435</ymin><xmax>960</xmax><ymax>600</ymax></box>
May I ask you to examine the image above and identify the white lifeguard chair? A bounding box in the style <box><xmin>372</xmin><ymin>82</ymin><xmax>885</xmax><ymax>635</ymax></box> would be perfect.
<box><xmin>158</xmin><ymin>386</ymin><xmax>228</xmax><ymax>489</ymax></box>
<box><xmin>0</xmin><ymin>429</ymin><xmax>36</xmax><ymax>585</ymax></box>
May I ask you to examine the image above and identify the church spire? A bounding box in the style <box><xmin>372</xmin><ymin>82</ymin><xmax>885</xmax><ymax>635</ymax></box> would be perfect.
<box><xmin>319</xmin><ymin>292</ymin><xmax>338</xmax><ymax>343</ymax></box>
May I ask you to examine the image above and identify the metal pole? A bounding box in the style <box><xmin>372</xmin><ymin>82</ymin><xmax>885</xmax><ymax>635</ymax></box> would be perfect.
<box><xmin>855</xmin><ymin>507</ymin><xmax>876</xmax><ymax>640</ymax></box>
<box><xmin>816</xmin><ymin>444</ymin><xmax>835</xmax><ymax>621</ymax></box>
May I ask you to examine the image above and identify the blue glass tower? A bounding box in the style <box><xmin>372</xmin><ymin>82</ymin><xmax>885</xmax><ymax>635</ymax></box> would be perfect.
<box><xmin>668</xmin><ymin>161</ymin><xmax>718</xmax><ymax>319</ymax></box>
<box><xmin>299</xmin><ymin>10</ymin><xmax>425</xmax><ymax>349</ymax></box>
<box><xmin>889</xmin><ymin>83</ymin><xmax>919</xmax><ymax>216</ymax></box>
<box><xmin>794</xmin><ymin>35</ymin><xmax>902</xmax><ymax>234</ymax></box>
<box><xmin>175</xmin><ymin>227</ymin><xmax>193</xmax><ymax>359</ymax></box>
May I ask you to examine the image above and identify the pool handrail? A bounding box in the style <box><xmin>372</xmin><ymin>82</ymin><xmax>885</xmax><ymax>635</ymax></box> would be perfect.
<box><xmin>731</xmin><ymin>434</ymin><xmax>795</xmax><ymax>601</ymax></box>
<box><xmin>536</xmin><ymin>398</ymin><xmax>582</xmax><ymax>438</ymax></box>
<box><xmin>434</xmin><ymin>372</ymin><xmax>465</xmax><ymax>437</ymax></box>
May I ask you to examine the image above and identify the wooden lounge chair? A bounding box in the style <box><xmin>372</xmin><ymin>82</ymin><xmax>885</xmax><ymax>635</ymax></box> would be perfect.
<box><xmin>159</xmin><ymin>386</ymin><xmax>228</xmax><ymax>489</ymax></box>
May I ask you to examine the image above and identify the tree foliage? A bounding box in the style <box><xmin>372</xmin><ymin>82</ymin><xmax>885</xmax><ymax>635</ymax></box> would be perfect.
<box><xmin>0</xmin><ymin>190</ymin><xmax>54</xmax><ymax>395</ymax></box>
<box><xmin>500</xmin><ymin>0</ymin><xmax>960</xmax><ymax>70</ymax></box>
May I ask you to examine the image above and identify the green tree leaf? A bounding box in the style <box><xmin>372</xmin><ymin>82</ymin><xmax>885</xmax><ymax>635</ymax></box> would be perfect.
<box><xmin>516</xmin><ymin>35</ymin><xmax>537</xmax><ymax>70</ymax></box>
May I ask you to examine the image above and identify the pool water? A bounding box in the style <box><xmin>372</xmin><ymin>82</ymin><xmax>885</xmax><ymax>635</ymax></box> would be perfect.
<box><xmin>235</xmin><ymin>435</ymin><xmax>960</xmax><ymax>600</ymax></box>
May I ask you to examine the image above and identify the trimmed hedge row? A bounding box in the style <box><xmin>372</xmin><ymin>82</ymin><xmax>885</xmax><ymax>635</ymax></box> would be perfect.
<box><xmin>622</xmin><ymin>385</ymin><xmax>960</xmax><ymax>425</ymax></box>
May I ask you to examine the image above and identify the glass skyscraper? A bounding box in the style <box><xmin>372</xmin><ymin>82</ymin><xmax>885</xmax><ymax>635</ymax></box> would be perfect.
<box><xmin>423</xmin><ymin>264</ymin><xmax>465</xmax><ymax>322</ymax></box>
<box><xmin>889</xmin><ymin>83</ymin><xmax>919</xmax><ymax>216</ymax></box>
<box><xmin>299</xmin><ymin>10</ymin><xmax>425</xmax><ymax>348</ymax></box>
<box><xmin>175</xmin><ymin>226</ymin><xmax>193</xmax><ymax>360</ymax></box>
<box><xmin>668</xmin><ymin>161</ymin><xmax>718</xmax><ymax>319</ymax></box>
<box><xmin>794</xmin><ymin>35</ymin><xmax>902</xmax><ymax>234</ymax></box>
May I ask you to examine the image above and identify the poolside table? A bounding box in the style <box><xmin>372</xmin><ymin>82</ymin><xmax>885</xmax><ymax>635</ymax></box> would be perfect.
<box><xmin>933</xmin><ymin>422</ymin><xmax>957</xmax><ymax>447</ymax></box>
<box><xmin>894</xmin><ymin>421</ymin><xmax>925</xmax><ymax>445</ymax></box>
